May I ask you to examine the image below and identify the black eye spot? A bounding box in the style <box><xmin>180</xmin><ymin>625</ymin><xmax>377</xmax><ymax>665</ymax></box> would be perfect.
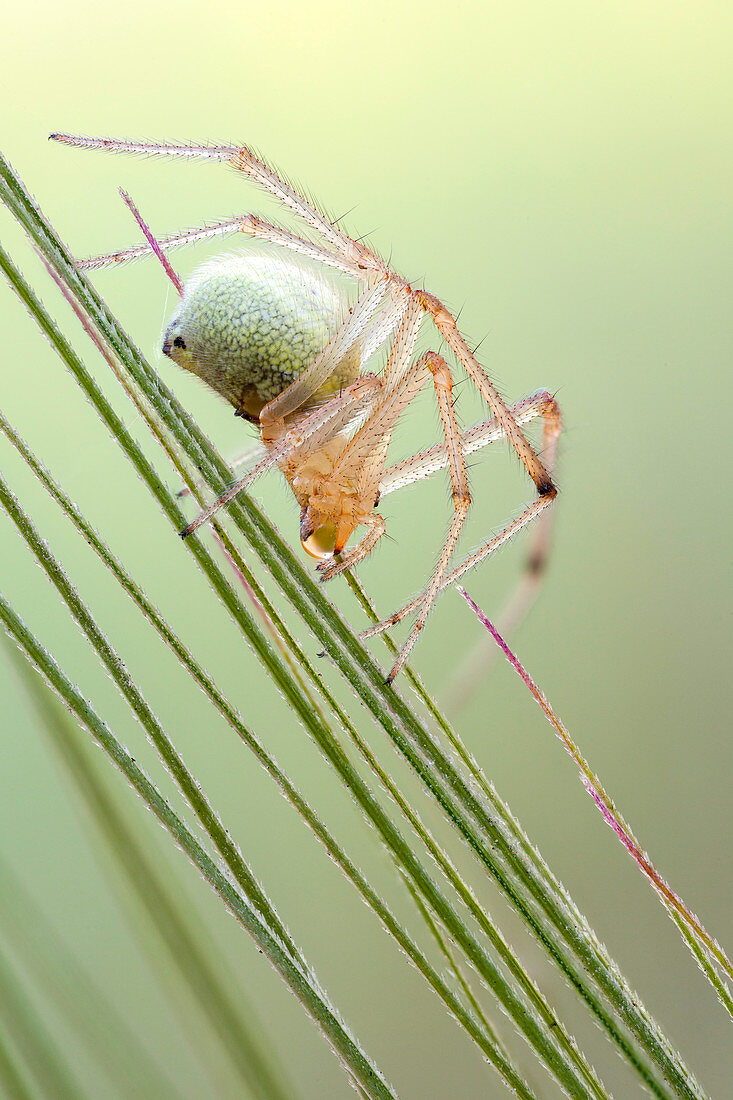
<box><xmin>173</xmin><ymin>335</ymin><xmax>186</xmax><ymax>349</ymax></box>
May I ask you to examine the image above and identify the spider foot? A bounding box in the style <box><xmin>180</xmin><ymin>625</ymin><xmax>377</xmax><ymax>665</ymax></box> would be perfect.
<box><xmin>316</xmin><ymin>555</ymin><xmax>352</xmax><ymax>582</ymax></box>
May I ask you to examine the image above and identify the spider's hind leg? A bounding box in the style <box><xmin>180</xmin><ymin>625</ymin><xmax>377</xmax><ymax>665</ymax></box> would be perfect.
<box><xmin>360</xmin><ymin>389</ymin><xmax>562</xmax><ymax>681</ymax></box>
<box><xmin>445</xmin><ymin>393</ymin><xmax>562</xmax><ymax>707</ymax></box>
<box><xmin>495</xmin><ymin>392</ymin><xmax>562</xmax><ymax>626</ymax></box>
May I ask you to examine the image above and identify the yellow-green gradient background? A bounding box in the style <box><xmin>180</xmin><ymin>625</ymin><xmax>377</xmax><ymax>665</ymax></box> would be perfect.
<box><xmin>1</xmin><ymin>2</ymin><xmax>731</xmax><ymax>1095</ymax></box>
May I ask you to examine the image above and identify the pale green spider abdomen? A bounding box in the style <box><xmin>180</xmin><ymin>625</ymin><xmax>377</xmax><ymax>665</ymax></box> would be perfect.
<box><xmin>162</xmin><ymin>252</ymin><xmax>360</xmax><ymax>420</ymax></box>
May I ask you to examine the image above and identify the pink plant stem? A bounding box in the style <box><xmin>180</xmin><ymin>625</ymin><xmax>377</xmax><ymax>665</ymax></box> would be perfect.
<box><xmin>457</xmin><ymin>585</ymin><xmax>733</xmax><ymax>984</ymax></box>
<box><xmin>118</xmin><ymin>189</ymin><xmax>184</xmax><ymax>297</ymax></box>
<box><xmin>212</xmin><ymin>531</ymin><xmax>276</xmax><ymax>637</ymax></box>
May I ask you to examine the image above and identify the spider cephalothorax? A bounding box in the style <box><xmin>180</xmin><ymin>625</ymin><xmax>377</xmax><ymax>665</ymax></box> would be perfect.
<box><xmin>53</xmin><ymin>133</ymin><xmax>561</xmax><ymax>680</ymax></box>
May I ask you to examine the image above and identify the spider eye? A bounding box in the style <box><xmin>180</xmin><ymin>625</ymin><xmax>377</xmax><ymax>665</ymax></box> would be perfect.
<box><xmin>173</xmin><ymin>335</ymin><xmax>186</xmax><ymax>349</ymax></box>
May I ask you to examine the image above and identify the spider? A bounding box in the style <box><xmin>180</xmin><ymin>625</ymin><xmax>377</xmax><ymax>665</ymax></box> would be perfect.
<box><xmin>51</xmin><ymin>133</ymin><xmax>562</xmax><ymax>682</ymax></box>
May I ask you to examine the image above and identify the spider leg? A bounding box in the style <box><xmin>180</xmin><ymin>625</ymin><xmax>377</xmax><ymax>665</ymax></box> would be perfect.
<box><xmin>75</xmin><ymin>215</ymin><xmax>365</xmax><ymax>279</ymax></box>
<box><xmin>417</xmin><ymin>291</ymin><xmax>554</xmax><ymax>496</ymax></box>
<box><xmin>377</xmin><ymin>390</ymin><xmax>561</xmax><ymax>654</ymax></box>
<box><xmin>360</xmin><ymin>493</ymin><xmax>554</xmax><ymax>642</ymax></box>
<box><xmin>377</xmin><ymin>393</ymin><xmax>561</xmax><ymax>687</ymax></box>
<box><xmin>443</xmin><ymin>393</ymin><xmax>562</xmax><ymax>704</ymax></box>
<box><xmin>175</xmin><ymin>440</ymin><xmax>265</xmax><ymax>499</ymax></box>
<box><xmin>382</xmin><ymin>298</ymin><xmax>424</xmax><ymax>390</ymax></box>
<box><xmin>361</xmin><ymin>292</ymin><xmax>418</xmax><ymax>368</ymax></box>
<box><xmin>328</xmin><ymin>302</ymin><xmax>427</xmax><ymax>493</ymax></box>
<box><xmin>317</xmin><ymin>514</ymin><xmax>387</xmax><ymax>582</ymax></box>
<box><xmin>494</xmin><ymin>393</ymin><xmax>562</xmax><ymax>627</ymax></box>
<box><xmin>385</xmin><ymin>353</ymin><xmax>472</xmax><ymax>682</ymax></box>
<box><xmin>180</xmin><ymin>374</ymin><xmax>382</xmax><ymax>536</ymax></box>
<box><xmin>50</xmin><ymin>134</ymin><xmax>388</xmax><ymax>275</ymax></box>
<box><xmin>379</xmin><ymin>390</ymin><xmax>557</xmax><ymax>498</ymax></box>
<box><xmin>314</xmin><ymin>348</ymin><xmax>477</xmax><ymax>678</ymax></box>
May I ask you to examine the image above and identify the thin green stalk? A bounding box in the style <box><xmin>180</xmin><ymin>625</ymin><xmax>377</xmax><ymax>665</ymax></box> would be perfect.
<box><xmin>0</xmin><ymin>412</ymin><xmax>539</xmax><ymax>1097</ymax></box>
<box><xmin>199</xmin><ymin>484</ymin><xmax>602</xmax><ymax>1094</ymax></box>
<box><xmin>458</xmin><ymin>584</ymin><xmax>733</xmax><ymax>1004</ymax></box>
<box><xmin>0</xmin><ymin>454</ymin><xmax>303</xmax><ymax>978</ymax></box>
<box><xmin>671</xmin><ymin>915</ymin><xmax>733</xmax><ymax>1019</ymax></box>
<box><xmin>354</xmin><ymin>566</ymin><xmax>692</xmax><ymax>1097</ymax></box>
<box><xmin>349</xmin><ymin>561</ymin><xmax>706</xmax><ymax>1100</ymax></box>
<box><xmin>11</xmin><ymin>652</ymin><xmax>294</xmax><ymax>1100</ymax></box>
<box><xmin>0</xmin><ymin>162</ymin><xmax>647</xmax><ymax>1091</ymax></box>
<box><xmin>183</xmin><ymin>488</ymin><xmax>688</xmax><ymax>1092</ymax></box>
<box><xmin>0</xmin><ymin>151</ymin><xmax>703</xmax><ymax>1097</ymax></box>
<box><xmin>67</xmin><ymin>286</ymin><xmax>683</xmax><ymax>1094</ymax></box>
<box><xmin>347</xmin><ymin>570</ymin><xmax>702</xmax><ymax>1076</ymax></box>
<box><xmin>0</xmin><ymin>594</ymin><xmax>397</xmax><ymax>1100</ymax></box>
<box><xmin>400</xmin><ymin>871</ymin><xmax>509</xmax><ymax>1068</ymax></box>
<box><xmin>0</xmin><ymin>231</ymin><xmax>609</xmax><ymax>1096</ymax></box>
<box><xmin>0</xmin><ymin>403</ymin><xmax>594</xmax><ymax>1100</ymax></box>
<box><xmin>216</xmin><ymin>490</ymin><xmax>699</xmax><ymax>1097</ymax></box>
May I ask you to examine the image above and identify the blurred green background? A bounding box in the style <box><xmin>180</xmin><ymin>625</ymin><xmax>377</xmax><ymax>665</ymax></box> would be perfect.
<box><xmin>1</xmin><ymin>0</ymin><xmax>731</xmax><ymax>1095</ymax></box>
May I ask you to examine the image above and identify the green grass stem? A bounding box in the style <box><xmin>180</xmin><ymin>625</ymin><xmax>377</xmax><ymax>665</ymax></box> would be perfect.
<box><xmin>10</xmin><ymin>653</ymin><xmax>295</xmax><ymax>1100</ymax></box>
<box><xmin>0</xmin><ymin>147</ymin><xmax>708</xmax><ymax>1098</ymax></box>
<box><xmin>0</xmin><ymin>593</ymin><xmax>397</xmax><ymax>1100</ymax></box>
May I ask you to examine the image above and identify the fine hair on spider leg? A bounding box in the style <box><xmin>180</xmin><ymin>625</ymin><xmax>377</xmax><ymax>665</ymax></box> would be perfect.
<box><xmin>52</xmin><ymin>133</ymin><xmax>561</xmax><ymax>681</ymax></box>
